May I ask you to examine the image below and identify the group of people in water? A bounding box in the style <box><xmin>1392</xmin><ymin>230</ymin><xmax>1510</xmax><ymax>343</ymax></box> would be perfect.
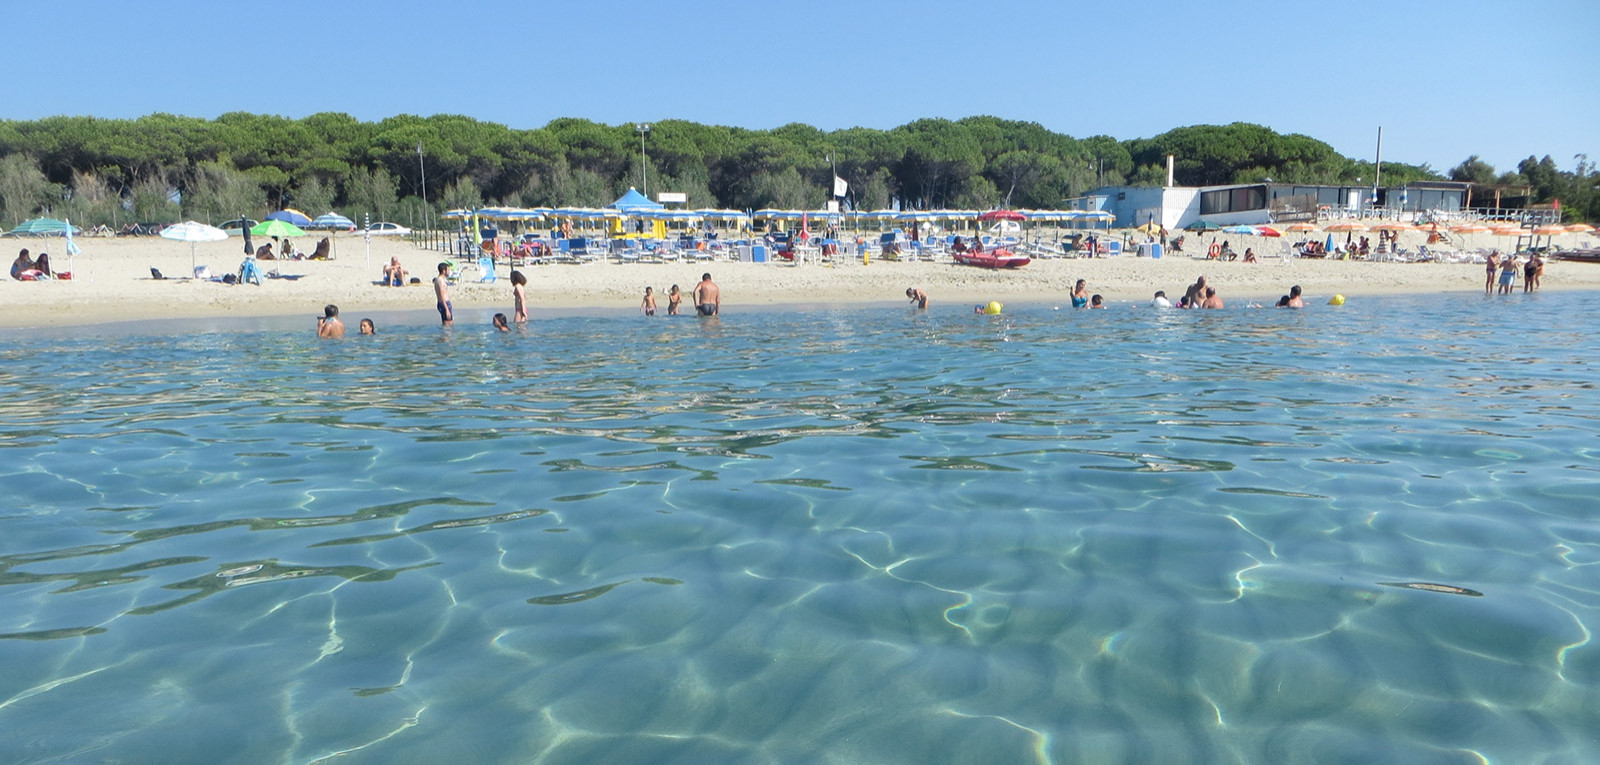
<box><xmin>901</xmin><ymin>274</ymin><xmax>1314</xmax><ymax>314</ymax></box>
<box><xmin>314</xmin><ymin>305</ymin><xmax>375</xmax><ymax>338</ymax></box>
<box><xmin>319</xmin><ymin>264</ymin><xmax>723</xmax><ymax>338</ymax></box>
<box><xmin>1485</xmin><ymin>250</ymin><xmax>1543</xmax><ymax>295</ymax></box>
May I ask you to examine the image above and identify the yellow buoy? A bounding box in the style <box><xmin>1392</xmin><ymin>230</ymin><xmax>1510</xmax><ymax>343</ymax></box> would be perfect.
<box><xmin>983</xmin><ymin>301</ymin><xmax>1003</xmax><ymax>315</ymax></box>
<box><xmin>1328</xmin><ymin>294</ymin><xmax>1346</xmax><ymax>306</ymax></box>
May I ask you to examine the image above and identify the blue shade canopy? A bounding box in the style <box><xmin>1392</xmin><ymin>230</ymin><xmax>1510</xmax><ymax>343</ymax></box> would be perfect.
<box><xmin>609</xmin><ymin>187</ymin><xmax>664</xmax><ymax>212</ymax></box>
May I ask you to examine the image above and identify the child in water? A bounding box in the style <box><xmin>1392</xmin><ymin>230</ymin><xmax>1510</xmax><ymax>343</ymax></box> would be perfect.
<box><xmin>667</xmin><ymin>284</ymin><xmax>681</xmax><ymax>315</ymax></box>
<box><xmin>642</xmin><ymin>286</ymin><xmax>657</xmax><ymax>316</ymax></box>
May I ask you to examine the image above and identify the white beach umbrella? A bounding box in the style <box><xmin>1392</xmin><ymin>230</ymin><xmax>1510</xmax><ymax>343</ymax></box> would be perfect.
<box><xmin>160</xmin><ymin>221</ymin><xmax>229</xmax><ymax>276</ymax></box>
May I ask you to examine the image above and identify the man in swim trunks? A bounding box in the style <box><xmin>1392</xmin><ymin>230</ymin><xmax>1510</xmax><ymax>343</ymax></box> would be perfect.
<box><xmin>1498</xmin><ymin>254</ymin><xmax>1517</xmax><ymax>295</ymax></box>
<box><xmin>1286</xmin><ymin>285</ymin><xmax>1305</xmax><ymax>308</ymax></box>
<box><xmin>382</xmin><ymin>257</ymin><xmax>408</xmax><ymax>287</ymax></box>
<box><xmin>906</xmin><ymin>287</ymin><xmax>928</xmax><ymax>309</ymax></box>
<box><xmin>317</xmin><ymin>304</ymin><xmax>345</xmax><ymax>338</ymax></box>
<box><xmin>693</xmin><ymin>272</ymin><xmax>720</xmax><ymax>316</ymax></box>
<box><xmin>434</xmin><ymin>262</ymin><xmax>453</xmax><ymax>325</ymax></box>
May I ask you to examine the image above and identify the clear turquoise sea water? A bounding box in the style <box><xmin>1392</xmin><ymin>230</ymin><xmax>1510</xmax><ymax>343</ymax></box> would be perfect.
<box><xmin>2</xmin><ymin>291</ymin><xmax>1598</xmax><ymax>764</ymax></box>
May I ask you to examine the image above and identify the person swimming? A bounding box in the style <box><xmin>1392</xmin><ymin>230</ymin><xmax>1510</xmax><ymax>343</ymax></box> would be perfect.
<box><xmin>1070</xmin><ymin>279</ymin><xmax>1089</xmax><ymax>308</ymax></box>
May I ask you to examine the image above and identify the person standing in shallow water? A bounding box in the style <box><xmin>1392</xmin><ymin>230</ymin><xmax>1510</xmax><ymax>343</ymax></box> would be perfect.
<box><xmin>667</xmin><ymin>284</ymin><xmax>682</xmax><ymax>316</ymax></box>
<box><xmin>511</xmin><ymin>270</ymin><xmax>528</xmax><ymax>323</ymax></box>
<box><xmin>906</xmin><ymin>287</ymin><xmax>928</xmax><ymax>309</ymax></box>
<box><xmin>693</xmin><ymin>272</ymin><xmax>720</xmax><ymax>316</ymax></box>
<box><xmin>434</xmin><ymin>262</ymin><xmax>453</xmax><ymax>325</ymax></box>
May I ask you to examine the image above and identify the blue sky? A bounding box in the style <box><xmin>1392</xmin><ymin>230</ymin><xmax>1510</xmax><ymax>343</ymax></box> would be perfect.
<box><xmin>7</xmin><ymin>0</ymin><xmax>1595</xmax><ymax>176</ymax></box>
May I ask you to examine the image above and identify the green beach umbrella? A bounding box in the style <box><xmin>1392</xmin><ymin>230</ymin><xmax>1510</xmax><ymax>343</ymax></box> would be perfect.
<box><xmin>9</xmin><ymin>217</ymin><xmax>80</xmax><ymax>235</ymax></box>
<box><xmin>1184</xmin><ymin>220</ymin><xmax>1223</xmax><ymax>232</ymax></box>
<box><xmin>249</xmin><ymin>219</ymin><xmax>307</xmax><ymax>238</ymax></box>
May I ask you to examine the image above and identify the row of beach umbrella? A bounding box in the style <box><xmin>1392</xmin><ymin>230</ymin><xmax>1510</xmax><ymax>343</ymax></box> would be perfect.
<box><xmin>445</xmin><ymin>207</ymin><xmax>1117</xmax><ymax>223</ymax></box>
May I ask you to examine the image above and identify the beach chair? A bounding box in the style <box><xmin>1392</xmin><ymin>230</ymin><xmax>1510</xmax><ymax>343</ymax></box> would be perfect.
<box><xmin>477</xmin><ymin>255</ymin><xmax>496</xmax><ymax>283</ymax></box>
<box><xmin>238</xmin><ymin>257</ymin><xmax>263</xmax><ymax>285</ymax></box>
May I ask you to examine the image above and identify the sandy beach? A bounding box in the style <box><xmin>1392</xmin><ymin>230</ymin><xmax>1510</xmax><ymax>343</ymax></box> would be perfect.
<box><xmin>4</xmin><ymin>232</ymin><xmax>1598</xmax><ymax>328</ymax></box>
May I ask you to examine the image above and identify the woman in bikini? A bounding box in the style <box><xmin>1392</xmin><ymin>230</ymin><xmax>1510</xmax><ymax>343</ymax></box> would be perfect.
<box><xmin>1484</xmin><ymin>251</ymin><xmax>1499</xmax><ymax>295</ymax></box>
<box><xmin>511</xmin><ymin>270</ymin><xmax>528</xmax><ymax>323</ymax></box>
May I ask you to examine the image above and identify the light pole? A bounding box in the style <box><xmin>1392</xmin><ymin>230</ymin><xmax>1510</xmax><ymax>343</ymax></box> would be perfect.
<box><xmin>416</xmin><ymin>141</ymin><xmax>428</xmax><ymax>231</ymax></box>
<box><xmin>636</xmin><ymin>123</ymin><xmax>651</xmax><ymax>197</ymax></box>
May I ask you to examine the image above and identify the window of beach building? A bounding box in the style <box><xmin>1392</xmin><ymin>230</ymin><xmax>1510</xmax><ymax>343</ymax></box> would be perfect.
<box><xmin>1200</xmin><ymin>185</ymin><xmax>1267</xmax><ymax>215</ymax></box>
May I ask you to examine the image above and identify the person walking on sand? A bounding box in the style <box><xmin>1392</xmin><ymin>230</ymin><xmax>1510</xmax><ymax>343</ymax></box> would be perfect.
<box><xmin>316</xmin><ymin>304</ymin><xmax>345</xmax><ymax>338</ymax></box>
<box><xmin>642</xmin><ymin>286</ymin><xmax>657</xmax><ymax>316</ymax></box>
<box><xmin>434</xmin><ymin>262</ymin><xmax>454</xmax><ymax>325</ymax></box>
<box><xmin>693</xmin><ymin>272</ymin><xmax>720</xmax><ymax>316</ymax></box>
<box><xmin>906</xmin><ymin>287</ymin><xmax>928</xmax><ymax>309</ymax></box>
<box><xmin>511</xmin><ymin>270</ymin><xmax>528</xmax><ymax>323</ymax></box>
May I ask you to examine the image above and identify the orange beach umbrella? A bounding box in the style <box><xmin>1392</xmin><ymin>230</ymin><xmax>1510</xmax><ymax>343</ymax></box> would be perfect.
<box><xmin>1566</xmin><ymin>223</ymin><xmax>1594</xmax><ymax>233</ymax></box>
<box><xmin>1532</xmin><ymin>224</ymin><xmax>1568</xmax><ymax>236</ymax></box>
<box><xmin>1324</xmin><ymin>221</ymin><xmax>1364</xmax><ymax>232</ymax></box>
<box><xmin>1285</xmin><ymin>222</ymin><xmax>1318</xmax><ymax>232</ymax></box>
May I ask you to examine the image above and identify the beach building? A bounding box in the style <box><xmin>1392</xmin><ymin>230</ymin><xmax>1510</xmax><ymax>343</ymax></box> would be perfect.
<box><xmin>1083</xmin><ymin>181</ymin><xmax>1484</xmax><ymax>230</ymax></box>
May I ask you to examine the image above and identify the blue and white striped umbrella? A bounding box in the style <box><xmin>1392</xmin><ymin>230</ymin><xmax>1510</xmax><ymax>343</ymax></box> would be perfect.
<box><xmin>309</xmin><ymin>212</ymin><xmax>356</xmax><ymax>230</ymax></box>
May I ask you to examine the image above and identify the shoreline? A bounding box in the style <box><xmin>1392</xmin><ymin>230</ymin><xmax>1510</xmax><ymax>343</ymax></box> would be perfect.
<box><xmin>3</xmin><ymin>237</ymin><xmax>1595</xmax><ymax>329</ymax></box>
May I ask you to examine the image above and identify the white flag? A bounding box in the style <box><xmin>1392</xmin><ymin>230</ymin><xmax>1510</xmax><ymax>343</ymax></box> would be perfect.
<box><xmin>833</xmin><ymin>176</ymin><xmax>848</xmax><ymax>197</ymax></box>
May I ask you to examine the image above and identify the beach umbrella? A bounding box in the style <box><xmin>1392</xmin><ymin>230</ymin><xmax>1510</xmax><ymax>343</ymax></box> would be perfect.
<box><xmin>1324</xmin><ymin>221</ymin><xmax>1364</xmax><ymax>233</ymax></box>
<box><xmin>265</xmin><ymin>209</ymin><xmax>313</xmax><ymax>227</ymax></box>
<box><xmin>64</xmin><ymin>217</ymin><xmax>82</xmax><ymax>275</ymax></box>
<box><xmin>1256</xmin><ymin>226</ymin><xmax>1283</xmax><ymax>237</ymax></box>
<box><xmin>1369</xmin><ymin>222</ymin><xmax>1414</xmax><ymax>232</ymax></box>
<box><xmin>976</xmin><ymin>209</ymin><xmax>1026</xmax><ymax>221</ymax></box>
<box><xmin>1184</xmin><ymin>220</ymin><xmax>1222</xmax><ymax>232</ymax></box>
<box><xmin>1450</xmin><ymin>223</ymin><xmax>1490</xmax><ymax>234</ymax></box>
<box><xmin>309</xmin><ymin>212</ymin><xmax>355</xmax><ymax>231</ymax></box>
<box><xmin>8</xmin><ymin>217</ymin><xmax>80</xmax><ymax>236</ymax></box>
<box><xmin>1222</xmin><ymin>224</ymin><xmax>1260</xmax><ymax>235</ymax></box>
<box><xmin>1531</xmin><ymin>224</ymin><xmax>1567</xmax><ymax>236</ymax></box>
<box><xmin>160</xmin><ymin>220</ymin><xmax>229</xmax><ymax>275</ymax></box>
<box><xmin>1285</xmin><ymin>222</ymin><xmax>1317</xmax><ymax>232</ymax></box>
<box><xmin>1325</xmin><ymin>233</ymin><xmax>1335</xmax><ymax>252</ymax></box>
<box><xmin>250</xmin><ymin>219</ymin><xmax>308</xmax><ymax>239</ymax></box>
<box><xmin>1565</xmin><ymin>223</ymin><xmax>1594</xmax><ymax>233</ymax></box>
